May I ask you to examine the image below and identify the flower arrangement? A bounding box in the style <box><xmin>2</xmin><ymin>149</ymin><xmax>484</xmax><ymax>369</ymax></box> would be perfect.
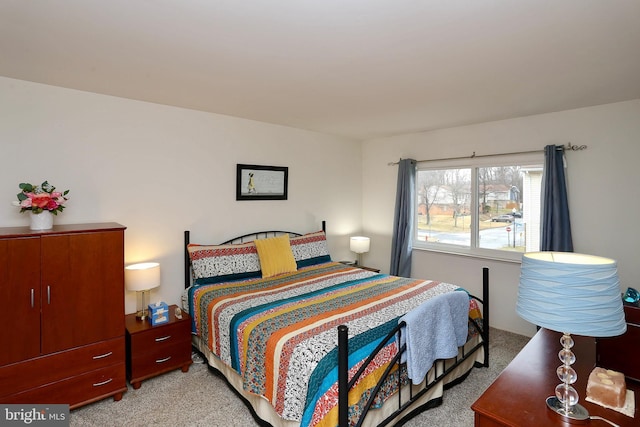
<box><xmin>13</xmin><ymin>181</ymin><xmax>70</xmax><ymax>214</ymax></box>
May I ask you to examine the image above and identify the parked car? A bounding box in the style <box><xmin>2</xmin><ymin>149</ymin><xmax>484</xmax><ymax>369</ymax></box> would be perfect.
<box><xmin>491</xmin><ymin>214</ymin><xmax>514</xmax><ymax>223</ymax></box>
<box><xmin>510</xmin><ymin>211</ymin><xmax>522</xmax><ymax>218</ymax></box>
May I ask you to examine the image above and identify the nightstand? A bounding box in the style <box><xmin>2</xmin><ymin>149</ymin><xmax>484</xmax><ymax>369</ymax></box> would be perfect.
<box><xmin>339</xmin><ymin>261</ymin><xmax>380</xmax><ymax>273</ymax></box>
<box><xmin>358</xmin><ymin>265</ymin><xmax>380</xmax><ymax>273</ymax></box>
<box><xmin>125</xmin><ymin>304</ymin><xmax>193</xmax><ymax>389</ymax></box>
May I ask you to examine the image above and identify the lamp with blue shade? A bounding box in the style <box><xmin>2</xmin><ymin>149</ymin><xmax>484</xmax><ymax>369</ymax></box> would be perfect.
<box><xmin>516</xmin><ymin>252</ymin><xmax>626</xmax><ymax>421</ymax></box>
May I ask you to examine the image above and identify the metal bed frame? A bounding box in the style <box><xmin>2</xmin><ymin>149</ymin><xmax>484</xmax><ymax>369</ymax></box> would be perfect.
<box><xmin>338</xmin><ymin>268</ymin><xmax>489</xmax><ymax>426</ymax></box>
<box><xmin>184</xmin><ymin>222</ymin><xmax>489</xmax><ymax>427</ymax></box>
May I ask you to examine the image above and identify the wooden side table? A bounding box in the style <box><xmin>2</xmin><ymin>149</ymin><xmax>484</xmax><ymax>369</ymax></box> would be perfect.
<box><xmin>471</xmin><ymin>328</ymin><xmax>638</xmax><ymax>426</ymax></box>
<box><xmin>339</xmin><ymin>261</ymin><xmax>380</xmax><ymax>273</ymax></box>
<box><xmin>358</xmin><ymin>266</ymin><xmax>380</xmax><ymax>273</ymax></box>
<box><xmin>125</xmin><ymin>304</ymin><xmax>193</xmax><ymax>389</ymax></box>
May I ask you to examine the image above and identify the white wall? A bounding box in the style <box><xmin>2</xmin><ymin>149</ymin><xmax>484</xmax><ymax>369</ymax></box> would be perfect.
<box><xmin>0</xmin><ymin>77</ymin><xmax>363</xmax><ymax>314</ymax></box>
<box><xmin>3</xmin><ymin>76</ymin><xmax>638</xmax><ymax>336</ymax></box>
<box><xmin>361</xmin><ymin>100</ymin><xmax>640</xmax><ymax>337</ymax></box>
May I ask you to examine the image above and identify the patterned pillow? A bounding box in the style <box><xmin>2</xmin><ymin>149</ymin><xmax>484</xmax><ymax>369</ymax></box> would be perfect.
<box><xmin>289</xmin><ymin>230</ymin><xmax>332</xmax><ymax>267</ymax></box>
<box><xmin>187</xmin><ymin>241</ymin><xmax>261</xmax><ymax>285</ymax></box>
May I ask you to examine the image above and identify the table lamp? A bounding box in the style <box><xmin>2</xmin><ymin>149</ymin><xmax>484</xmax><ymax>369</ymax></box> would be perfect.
<box><xmin>125</xmin><ymin>262</ymin><xmax>161</xmax><ymax>320</ymax></box>
<box><xmin>516</xmin><ymin>252</ymin><xmax>626</xmax><ymax>421</ymax></box>
<box><xmin>350</xmin><ymin>236</ymin><xmax>370</xmax><ymax>266</ymax></box>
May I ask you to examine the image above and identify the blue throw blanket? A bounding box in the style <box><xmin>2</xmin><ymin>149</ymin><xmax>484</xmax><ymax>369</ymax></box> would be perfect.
<box><xmin>397</xmin><ymin>290</ymin><xmax>469</xmax><ymax>384</ymax></box>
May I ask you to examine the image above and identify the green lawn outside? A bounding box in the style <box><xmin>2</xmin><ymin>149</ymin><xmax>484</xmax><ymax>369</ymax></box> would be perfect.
<box><xmin>417</xmin><ymin>213</ymin><xmax>525</xmax><ymax>251</ymax></box>
<box><xmin>417</xmin><ymin>213</ymin><xmax>513</xmax><ymax>232</ymax></box>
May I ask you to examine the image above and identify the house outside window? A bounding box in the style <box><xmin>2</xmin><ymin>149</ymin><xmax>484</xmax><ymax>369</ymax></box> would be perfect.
<box><xmin>413</xmin><ymin>153</ymin><xmax>543</xmax><ymax>261</ymax></box>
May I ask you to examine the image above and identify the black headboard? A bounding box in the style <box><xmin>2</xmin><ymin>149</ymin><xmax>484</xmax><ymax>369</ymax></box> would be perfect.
<box><xmin>184</xmin><ymin>221</ymin><xmax>326</xmax><ymax>289</ymax></box>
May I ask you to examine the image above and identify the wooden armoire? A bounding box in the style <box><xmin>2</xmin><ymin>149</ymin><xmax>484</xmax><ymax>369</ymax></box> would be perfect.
<box><xmin>0</xmin><ymin>222</ymin><xmax>127</xmax><ymax>408</ymax></box>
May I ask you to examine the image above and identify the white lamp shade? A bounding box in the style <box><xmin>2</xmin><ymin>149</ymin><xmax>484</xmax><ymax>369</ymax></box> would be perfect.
<box><xmin>125</xmin><ymin>262</ymin><xmax>161</xmax><ymax>292</ymax></box>
<box><xmin>350</xmin><ymin>236</ymin><xmax>370</xmax><ymax>254</ymax></box>
<box><xmin>516</xmin><ymin>252</ymin><xmax>626</xmax><ymax>337</ymax></box>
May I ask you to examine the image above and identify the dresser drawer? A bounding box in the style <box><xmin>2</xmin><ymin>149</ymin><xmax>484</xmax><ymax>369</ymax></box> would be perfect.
<box><xmin>624</xmin><ymin>303</ymin><xmax>640</xmax><ymax>325</ymax></box>
<box><xmin>129</xmin><ymin>320</ymin><xmax>190</xmax><ymax>355</ymax></box>
<box><xmin>0</xmin><ymin>337</ymin><xmax>124</xmax><ymax>398</ymax></box>
<box><xmin>129</xmin><ymin>341</ymin><xmax>191</xmax><ymax>380</ymax></box>
<box><xmin>596</xmin><ymin>304</ymin><xmax>640</xmax><ymax>382</ymax></box>
<box><xmin>1</xmin><ymin>362</ymin><xmax>126</xmax><ymax>409</ymax></box>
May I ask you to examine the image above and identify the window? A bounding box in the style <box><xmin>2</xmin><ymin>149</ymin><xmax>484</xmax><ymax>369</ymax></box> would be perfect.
<box><xmin>414</xmin><ymin>154</ymin><xmax>543</xmax><ymax>261</ymax></box>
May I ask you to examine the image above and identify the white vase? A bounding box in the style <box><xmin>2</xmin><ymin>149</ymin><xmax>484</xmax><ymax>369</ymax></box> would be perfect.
<box><xmin>30</xmin><ymin>210</ymin><xmax>54</xmax><ymax>230</ymax></box>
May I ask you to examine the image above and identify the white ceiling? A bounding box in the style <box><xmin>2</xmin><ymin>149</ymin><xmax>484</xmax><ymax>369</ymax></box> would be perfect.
<box><xmin>1</xmin><ymin>1</ymin><xmax>639</xmax><ymax>140</ymax></box>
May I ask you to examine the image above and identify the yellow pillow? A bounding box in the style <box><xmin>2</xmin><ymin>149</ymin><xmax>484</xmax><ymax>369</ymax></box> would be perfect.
<box><xmin>255</xmin><ymin>234</ymin><xmax>298</xmax><ymax>278</ymax></box>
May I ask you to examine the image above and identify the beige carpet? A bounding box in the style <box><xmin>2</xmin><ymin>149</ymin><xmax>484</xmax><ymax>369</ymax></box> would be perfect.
<box><xmin>70</xmin><ymin>328</ymin><xmax>529</xmax><ymax>427</ymax></box>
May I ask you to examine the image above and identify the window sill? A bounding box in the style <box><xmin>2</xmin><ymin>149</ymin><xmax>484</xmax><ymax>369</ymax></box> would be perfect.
<box><xmin>412</xmin><ymin>245</ymin><xmax>524</xmax><ymax>264</ymax></box>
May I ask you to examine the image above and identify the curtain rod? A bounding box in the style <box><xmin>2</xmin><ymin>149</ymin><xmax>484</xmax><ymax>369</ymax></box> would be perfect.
<box><xmin>387</xmin><ymin>142</ymin><xmax>587</xmax><ymax>166</ymax></box>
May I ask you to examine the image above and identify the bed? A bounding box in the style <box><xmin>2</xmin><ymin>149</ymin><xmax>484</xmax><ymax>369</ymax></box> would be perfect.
<box><xmin>182</xmin><ymin>222</ymin><xmax>489</xmax><ymax>427</ymax></box>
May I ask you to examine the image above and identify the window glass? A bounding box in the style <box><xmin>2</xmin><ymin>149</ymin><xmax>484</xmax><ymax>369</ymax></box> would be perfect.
<box><xmin>415</xmin><ymin>158</ymin><xmax>543</xmax><ymax>260</ymax></box>
<box><xmin>417</xmin><ymin>168</ymin><xmax>472</xmax><ymax>247</ymax></box>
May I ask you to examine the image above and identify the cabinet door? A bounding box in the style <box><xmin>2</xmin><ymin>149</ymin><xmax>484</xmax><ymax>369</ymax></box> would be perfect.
<box><xmin>41</xmin><ymin>230</ymin><xmax>124</xmax><ymax>354</ymax></box>
<box><xmin>0</xmin><ymin>237</ymin><xmax>41</xmax><ymax>365</ymax></box>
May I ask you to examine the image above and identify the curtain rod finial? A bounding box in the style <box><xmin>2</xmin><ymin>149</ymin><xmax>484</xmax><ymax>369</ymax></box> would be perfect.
<box><xmin>565</xmin><ymin>142</ymin><xmax>587</xmax><ymax>151</ymax></box>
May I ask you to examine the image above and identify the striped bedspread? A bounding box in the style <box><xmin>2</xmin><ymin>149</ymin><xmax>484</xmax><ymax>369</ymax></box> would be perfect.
<box><xmin>187</xmin><ymin>261</ymin><xmax>480</xmax><ymax>427</ymax></box>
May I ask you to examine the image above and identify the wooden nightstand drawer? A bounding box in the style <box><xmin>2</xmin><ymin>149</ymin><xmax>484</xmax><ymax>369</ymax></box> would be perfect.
<box><xmin>129</xmin><ymin>341</ymin><xmax>191</xmax><ymax>380</ymax></box>
<box><xmin>129</xmin><ymin>320</ymin><xmax>190</xmax><ymax>355</ymax></box>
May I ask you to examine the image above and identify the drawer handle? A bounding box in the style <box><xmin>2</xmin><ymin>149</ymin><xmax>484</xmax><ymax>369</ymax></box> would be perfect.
<box><xmin>155</xmin><ymin>335</ymin><xmax>171</xmax><ymax>342</ymax></box>
<box><xmin>156</xmin><ymin>356</ymin><xmax>172</xmax><ymax>364</ymax></box>
<box><xmin>93</xmin><ymin>378</ymin><xmax>113</xmax><ymax>387</ymax></box>
<box><xmin>92</xmin><ymin>351</ymin><xmax>113</xmax><ymax>360</ymax></box>
<box><xmin>31</xmin><ymin>289</ymin><xmax>35</xmax><ymax>308</ymax></box>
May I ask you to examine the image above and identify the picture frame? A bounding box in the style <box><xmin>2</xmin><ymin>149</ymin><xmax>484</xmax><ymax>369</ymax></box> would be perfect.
<box><xmin>236</xmin><ymin>164</ymin><xmax>288</xmax><ymax>201</ymax></box>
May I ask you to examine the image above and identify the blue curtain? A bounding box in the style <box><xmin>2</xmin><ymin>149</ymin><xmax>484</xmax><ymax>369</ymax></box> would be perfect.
<box><xmin>390</xmin><ymin>159</ymin><xmax>416</xmax><ymax>276</ymax></box>
<box><xmin>541</xmin><ymin>145</ymin><xmax>573</xmax><ymax>251</ymax></box>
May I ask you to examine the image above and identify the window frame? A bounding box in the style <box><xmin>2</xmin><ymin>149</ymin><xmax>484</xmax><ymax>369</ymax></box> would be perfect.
<box><xmin>412</xmin><ymin>152</ymin><xmax>544</xmax><ymax>262</ymax></box>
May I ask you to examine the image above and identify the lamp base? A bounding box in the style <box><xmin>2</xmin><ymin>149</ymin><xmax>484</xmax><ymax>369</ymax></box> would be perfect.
<box><xmin>546</xmin><ymin>396</ymin><xmax>589</xmax><ymax>423</ymax></box>
<box><xmin>135</xmin><ymin>289</ymin><xmax>151</xmax><ymax>321</ymax></box>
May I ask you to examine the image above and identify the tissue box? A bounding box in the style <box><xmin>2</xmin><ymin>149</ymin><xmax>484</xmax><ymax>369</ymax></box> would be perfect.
<box><xmin>148</xmin><ymin>301</ymin><xmax>169</xmax><ymax>326</ymax></box>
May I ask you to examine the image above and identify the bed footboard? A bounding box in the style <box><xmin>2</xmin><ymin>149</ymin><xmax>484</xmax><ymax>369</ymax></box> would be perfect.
<box><xmin>338</xmin><ymin>267</ymin><xmax>490</xmax><ymax>427</ymax></box>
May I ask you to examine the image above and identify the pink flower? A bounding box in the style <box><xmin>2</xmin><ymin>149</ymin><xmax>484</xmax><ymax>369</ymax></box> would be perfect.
<box><xmin>20</xmin><ymin>198</ymin><xmax>32</xmax><ymax>208</ymax></box>
<box><xmin>31</xmin><ymin>193</ymin><xmax>52</xmax><ymax>208</ymax></box>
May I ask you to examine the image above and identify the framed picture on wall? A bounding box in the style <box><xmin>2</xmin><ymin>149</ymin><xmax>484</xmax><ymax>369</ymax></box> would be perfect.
<box><xmin>236</xmin><ymin>164</ymin><xmax>288</xmax><ymax>201</ymax></box>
